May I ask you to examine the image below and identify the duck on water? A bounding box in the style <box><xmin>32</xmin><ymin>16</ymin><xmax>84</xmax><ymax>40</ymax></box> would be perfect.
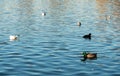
<box><xmin>83</xmin><ymin>33</ymin><xmax>91</xmax><ymax>39</ymax></box>
<box><xmin>9</xmin><ymin>35</ymin><xmax>19</xmax><ymax>41</ymax></box>
<box><xmin>81</xmin><ymin>52</ymin><xmax>97</xmax><ymax>61</ymax></box>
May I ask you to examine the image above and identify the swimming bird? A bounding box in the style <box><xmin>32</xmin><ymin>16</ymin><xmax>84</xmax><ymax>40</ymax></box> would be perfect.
<box><xmin>42</xmin><ymin>12</ymin><xmax>46</xmax><ymax>16</ymax></box>
<box><xmin>83</xmin><ymin>33</ymin><xmax>91</xmax><ymax>39</ymax></box>
<box><xmin>82</xmin><ymin>52</ymin><xmax>97</xmax><ymax>59</ymax></box>
<box><xmin>106</xmin><ymin>15</ymin><xmax>111</xmax><ymax>20</ymax></box>
<box><xmin>77</xmin><ymin>22</ymin><xmax>81</xmax><ymax>26</ymax></box>
<box><xmin>9</xmin><ymin>35</ymin><xmax>18</xmax><ymax>41</ymax></box>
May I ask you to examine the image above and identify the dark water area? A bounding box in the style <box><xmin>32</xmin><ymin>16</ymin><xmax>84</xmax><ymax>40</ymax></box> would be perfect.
<box><xmin>0</xmin><ymin>0</ymin><xmax>120</xmax><ymax>76</ymax></box>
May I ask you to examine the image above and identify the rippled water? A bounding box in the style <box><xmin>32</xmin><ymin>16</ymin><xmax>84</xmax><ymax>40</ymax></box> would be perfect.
<box><xmin>0</xmin><ymin>0</ymin><xmax>120</xmax><ymax>76</ymax></box>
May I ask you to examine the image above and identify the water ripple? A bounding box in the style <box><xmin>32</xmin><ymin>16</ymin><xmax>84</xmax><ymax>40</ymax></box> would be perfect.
<box><xmin>0</xmin><ymin>0</ymin><xmax>120</xmax><ymax>76</ymax></box>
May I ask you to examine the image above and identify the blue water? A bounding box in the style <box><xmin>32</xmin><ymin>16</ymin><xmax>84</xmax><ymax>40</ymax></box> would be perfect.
<box><xmin>0</xmin><ymin>0</ymin><xmax>120</xmax><ymax>76</ymax></box>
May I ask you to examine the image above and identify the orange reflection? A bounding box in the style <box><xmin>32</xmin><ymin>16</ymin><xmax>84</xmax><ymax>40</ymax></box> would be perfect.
<box><xmin>112</xmin><ymin>0</ymin><xmax>120</xmax><ymax>17</ymax></box>
<box><xmin>96</xmin><ymin>0</ymin><xmax>110</xmax><ymax>20</ymax></box>
<box><xmin>96</xmin><ymin>0</ymin><xmax>108</xmax><ymax>14</ymax></box>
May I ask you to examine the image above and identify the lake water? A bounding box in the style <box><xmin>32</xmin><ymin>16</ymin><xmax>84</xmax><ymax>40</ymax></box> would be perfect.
<box><xmin>0</xmin><ymin>0</ymin><xmax>120</xmax><ymax>76</ymax></box>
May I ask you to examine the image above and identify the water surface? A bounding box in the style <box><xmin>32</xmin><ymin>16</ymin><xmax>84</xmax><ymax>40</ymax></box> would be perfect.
<box><xmin>0</xmin><ymin>0</ymin><xmax>120</xmax><ymax>76</ymax></box>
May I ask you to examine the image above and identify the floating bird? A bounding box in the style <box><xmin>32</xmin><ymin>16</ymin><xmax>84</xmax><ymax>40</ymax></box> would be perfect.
<box><xmin>77</xmin><ymin>22</ymin><xmax>81</xmax><ymax>26</ymax></box>
<box><xmin>9</xmin><ymin>35</ymin><xmax>18</xmax><ymax>41</ymax></box>
<box><xmin>106</xmin><ymin>15</ymin><xmax>111</xmax><ymax>20</ymax></box>
<box><xmin>42</xmin><ymin>12</ymin><xmax>46</xmax><ymax>16</ymax></box>
<box><xmin>83</xmin><ymin>33</ymin><xmax>91</xmax><ymax>39</ymax></box>
<box><xmin>82</xmin><ymin>52</ymin><xmax>97</xmax><ymax>59</ymax></box>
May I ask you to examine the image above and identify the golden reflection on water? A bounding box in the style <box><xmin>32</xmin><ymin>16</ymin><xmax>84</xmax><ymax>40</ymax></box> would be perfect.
<box><xmin>95</xmin><ymin>0</ymin><xmax>120</xmax><ymax>32</ymax></box>
<box><xmin>96</xmin><ymin>0</ymin><xmax>108</xmax><ymax>14</ymax></box>
<box><xmin>112</xmin><ymin>0</ymin><xmax>120</xmax><ymax>17</ymax></box>
<box><xmin>96</xmin><ymin>0</ymin><xmax>120</xmax><ymax>17</ymax></box>
<box><xmin>95</xmin><ymin>0</ymin><xmax>110</xmax><ymax>21</ymax></box>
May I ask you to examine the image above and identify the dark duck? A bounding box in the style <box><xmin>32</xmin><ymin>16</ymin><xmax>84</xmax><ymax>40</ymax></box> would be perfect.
<box><xmin>83</xmin><ymin>33</ymin><xmax>91</xmax><ymax>39</ymax></box>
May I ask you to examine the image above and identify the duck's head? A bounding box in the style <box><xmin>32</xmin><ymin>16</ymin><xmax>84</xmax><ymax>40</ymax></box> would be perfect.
<box><xmin>89</xmin><ymin>33</ymin><xmax>91</xmax><ymax>36</ymax></box>
<box><xmin>82</xmin><ymin>52</ymin><xmax>88</xmax><ymax>57</ymax></box>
